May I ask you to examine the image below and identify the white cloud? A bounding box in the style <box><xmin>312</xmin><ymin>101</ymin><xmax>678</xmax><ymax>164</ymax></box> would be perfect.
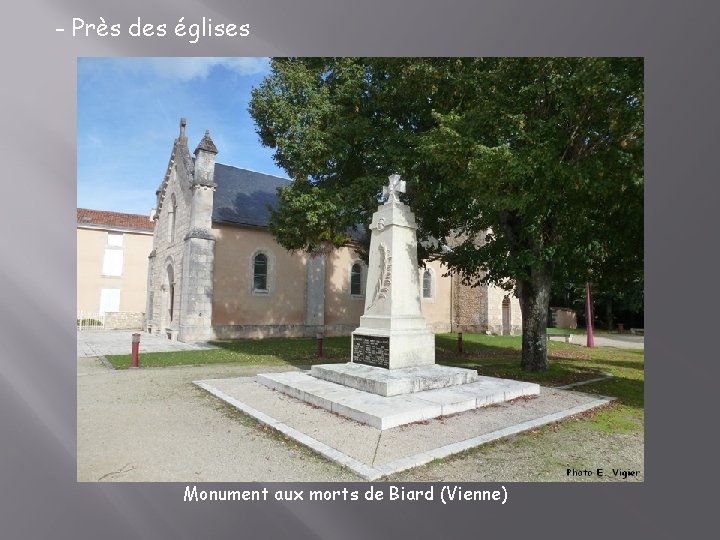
<box><xmin>122</xmin><ymin>57</ymin><xmax>270</xmax><ymax>81</ymax></box>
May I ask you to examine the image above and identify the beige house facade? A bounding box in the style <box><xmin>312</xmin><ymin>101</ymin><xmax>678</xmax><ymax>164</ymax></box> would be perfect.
<box><xmin>146</xmin><ymin>119</ymin><xmax>521</xmax><ymax>342</ymax></box>
<box><xmin>77</xmin><ymin>208</ymin><xmax>154</xmax><ymax>328</ymax></box>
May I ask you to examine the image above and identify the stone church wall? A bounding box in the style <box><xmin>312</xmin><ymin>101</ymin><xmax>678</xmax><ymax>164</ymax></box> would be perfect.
<box><xmin>211</xmin><ymin>224</ymin><xmax>308</xmax><ymax>338</ymax></box>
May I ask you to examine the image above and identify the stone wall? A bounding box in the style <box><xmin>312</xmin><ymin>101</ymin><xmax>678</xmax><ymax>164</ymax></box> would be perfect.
<box><xmin>211</xmin><ymin>225</ymin><xmax>308</xmax><ymax>327</ymax></box>
<box><xmin>453</xmin><ymin>276</ymin><xmax>522</xmax><ymax>335</ymax></box>
<box><xmin>213</xmin><ymin>323</ymin><xmax>358</xmax><ymax>340</ymax></box>
<box><xmin>551</xmin><ymin>307</ymin><xmax>577</xmax><ymax>329</ymax></box>
<box><xmin>453</xmin><ymin>275</ymin><xmax>488</xmax><ymax>333</ymax></box>
<box><xmin>104</xmin><ymin>312</ymin><xmax>145</xmax><ymax>330</ymax></box>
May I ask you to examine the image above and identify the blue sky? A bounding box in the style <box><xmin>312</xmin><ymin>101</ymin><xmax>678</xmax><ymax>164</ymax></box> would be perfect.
<box><xmin>77</xmin><ymin>57</ymin><xmax>287</xmax><ymax>215</ymax></box>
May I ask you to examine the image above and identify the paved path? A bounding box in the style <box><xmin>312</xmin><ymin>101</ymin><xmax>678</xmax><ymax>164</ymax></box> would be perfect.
<box><xmin>77</xmin><ymin>358</ymin><xmax>357</xmax><ymax>482</ymax></box>
<box><xmin>573</xmin><ymin>333</ymin><xmax>644</xmax><ymax>350</ymax></box>
<box><xmin>77</xmin><ymin>330</ymin><xmax>217</xmax><ymax>357</ymax></box>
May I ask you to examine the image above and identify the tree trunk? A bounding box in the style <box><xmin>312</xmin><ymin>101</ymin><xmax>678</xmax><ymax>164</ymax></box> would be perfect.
<box><xmin>517</xmin><ymin>267</ymin><xmax>553</xmax><ymax>371</ymax></box>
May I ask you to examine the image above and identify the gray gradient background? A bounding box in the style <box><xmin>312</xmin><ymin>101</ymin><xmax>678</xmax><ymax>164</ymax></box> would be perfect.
<box><xmin>1</xmin><ymin>0</ymin><xmax>717</xmax><ymax>538</ymax></box>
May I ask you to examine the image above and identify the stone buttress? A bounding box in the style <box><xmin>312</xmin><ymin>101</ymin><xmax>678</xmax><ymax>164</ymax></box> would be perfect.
<box><xmin>178</xmin><ymin>130</ymin><xmax>217</xmax><ymax>341</ymax></box>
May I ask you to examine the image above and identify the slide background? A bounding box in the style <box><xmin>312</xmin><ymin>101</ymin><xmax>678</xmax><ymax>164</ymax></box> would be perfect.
<box><xmin>1</xmin><ymin>1</ymin><xmax>718</xmax><ymax>538</ymax></box>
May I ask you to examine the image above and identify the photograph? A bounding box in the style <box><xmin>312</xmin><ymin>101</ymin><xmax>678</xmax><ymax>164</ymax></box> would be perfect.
<box><xmin>6</xmin><ymin>0</ymin><xmax>720</xmax><ymax>538</ymax></box>
<box><xmin>76</xmin><ymin>57</ymin><xmax>644</xmax><ymax>483</ymax></box>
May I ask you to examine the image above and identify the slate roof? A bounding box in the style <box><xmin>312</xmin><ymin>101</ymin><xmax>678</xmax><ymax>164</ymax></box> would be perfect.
<box><xmin>212</xmin><ymin>163</ymin><xmax>291</xmax><ymax>228</ymax></box>
<box><xmin>77</xmin><ymin>208</ymin><xmax>154</xmax><ymax>232</ymax></box>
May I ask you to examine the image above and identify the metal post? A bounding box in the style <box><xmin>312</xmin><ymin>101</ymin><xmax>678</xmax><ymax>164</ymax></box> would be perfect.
<box><xmin>131</xmin><ymin>333</ymin><xmax>140</xmax><ymax>368</ymax></box>
<box><xmin>585</xmin><ymin>282</ymin><xmax>595</xmax><ymax>348</ymax></box>
<box><xmin>457</xmin><ymin>331</ymin><xmax>463</xmax><ymax>354</ymax></box>
<box><xmin>316</xmin><ymin>333</ymin><xmax>324</xmax><ymax>358</ymax></box>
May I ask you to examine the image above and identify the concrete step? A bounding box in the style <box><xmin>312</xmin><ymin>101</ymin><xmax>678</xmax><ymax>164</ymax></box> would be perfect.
<box><xmin>310</xmin><ymin>363</ymin><xmax>480</xmax><ymax>396</ymax></box>
<box><xmin>257</xmin><ymin>371</ymin><xmax>540</xmax><ymax>430</ymax></box>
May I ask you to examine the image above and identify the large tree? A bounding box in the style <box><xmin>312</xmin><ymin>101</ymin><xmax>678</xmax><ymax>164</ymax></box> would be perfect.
<box><xmin>249</xmin><ymin>58</ymin><xmax>644</xmax><ymax>371</ymax></box>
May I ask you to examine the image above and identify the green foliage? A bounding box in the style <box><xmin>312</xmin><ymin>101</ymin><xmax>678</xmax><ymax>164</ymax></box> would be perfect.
<box><xmin>249</xmin><ymin>58</ymin><xmax>644</xmax><ymax>369</ymax></box>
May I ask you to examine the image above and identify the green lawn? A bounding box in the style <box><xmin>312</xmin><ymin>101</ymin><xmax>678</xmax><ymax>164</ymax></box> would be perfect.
<box><xmin>106</xmin><ymin>336</ymin><xmax>352</xmax><ymax>370</ymax></box>
<box><xmin>545</xmin><ymin>327</ymin><xmax>614</xmax><ymax>335</ymax></box>
<box><xmin>439</xmin><ymin>332</ymin><xmax>644</xmax><ymax>437</ymax></box>
<box><xmin>106</xmin><ymin>333</ymin><xmax>643</xmax><ymax>403</ymax></box>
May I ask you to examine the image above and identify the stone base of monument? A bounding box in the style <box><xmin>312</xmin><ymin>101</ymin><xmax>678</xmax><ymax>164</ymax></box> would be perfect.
<box><xmin>257</xmin><ymin>365</ymin><xmax>540</xmax><ymax>430</ymax></box>
<box><xmin>310</xmin><ymin>363</ymin><xmax>480</xmax><ymax>396</ymax></box>
<box><xmin>351</xmin><ymin>328</ymin><xmax>436</xmax><ymax>369</ymax></box>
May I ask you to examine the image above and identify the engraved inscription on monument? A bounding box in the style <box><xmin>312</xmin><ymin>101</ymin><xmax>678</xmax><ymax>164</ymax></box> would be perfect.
<box><xmin>352</xmin><ymin>334</ymin><xmax>390</xmax><ymax>368</ymax></box>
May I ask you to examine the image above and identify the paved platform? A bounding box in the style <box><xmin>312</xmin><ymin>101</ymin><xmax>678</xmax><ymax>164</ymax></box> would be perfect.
<box><xmin>310</xmin><ymin>363</ymin><xmax>481</xmax><ymax>396</ymax></box>
<box><xmin>258</xmin><ymin>370</ymin><xmax>539</xmax><ymax>429</ymax></box>
<box><xmin>195</xmin><ymin>375</ymin><xmax>613</xmax><ymax>480</ymax></box>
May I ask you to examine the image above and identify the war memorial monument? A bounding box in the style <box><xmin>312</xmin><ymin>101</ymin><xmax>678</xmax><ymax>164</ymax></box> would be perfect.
<box><xmin>253</xmin><ymin>175</ymin><xmax>540</xmax><ymax>429</ymax></box>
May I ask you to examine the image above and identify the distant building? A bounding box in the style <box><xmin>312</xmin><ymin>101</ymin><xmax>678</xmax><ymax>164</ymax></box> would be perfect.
<box><xmin>145</xmin><ymin>119</ymin><xmax>521</xmax><ymax>341</ymax></box>
<box><xmin>77</xmin><ymin>208</ymin><xmax>154</xmax><ymax>329</ymax></box>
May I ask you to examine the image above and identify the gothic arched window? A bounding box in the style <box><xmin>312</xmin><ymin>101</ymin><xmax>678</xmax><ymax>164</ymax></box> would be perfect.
<box><xmin>253</xmin><ymin>253</ymin><xmax>268</xmax><ymax>292</ymax></box>
<box><xmin>422</xmin><ymin>269</ymin><xmax>433</xmax><ymax>299</ymax></box>
<box><xmin>350</xmin><ymin>262</ymin><xmax>363</xmax><ymax>296</ymax></box>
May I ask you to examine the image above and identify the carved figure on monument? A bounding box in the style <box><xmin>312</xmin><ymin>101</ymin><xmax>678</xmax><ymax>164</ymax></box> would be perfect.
<box><xmin>367</xmin><ymin>242</ymin><xmax>392</xmax><ymax>312</ymax></box>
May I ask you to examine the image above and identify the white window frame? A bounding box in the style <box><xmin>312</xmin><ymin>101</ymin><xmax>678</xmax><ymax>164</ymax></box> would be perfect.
<box><xmin>99</xmin><ymin>288</ymin><xmax>121</xmax><ymax>315</ymax></box>
<box><xmin>102</xmin><ymin>233</ymin><xmax>124</xmax><ymax>277</ymax></box>
<box><xmin>107</xmin><ymin>232</ymin><xmax>123</xmax><ymax>247</ymax></box>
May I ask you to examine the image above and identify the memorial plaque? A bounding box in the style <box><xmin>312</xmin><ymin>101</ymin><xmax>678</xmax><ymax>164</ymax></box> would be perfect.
<box><xmin>352</xmin><ymin>334</ymin><xmax>390</xmax><ymax>369</ymax></box>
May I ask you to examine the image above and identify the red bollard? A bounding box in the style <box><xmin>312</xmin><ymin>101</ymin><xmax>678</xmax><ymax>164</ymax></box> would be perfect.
<box><xmin>585</xmin><ymin>282</ymin><xmax>595</xmax><ymax>348</ymax></box>
<box><xmin>316</xmin><ymin>333</ymin><xmax>324</xmax><ymax>358</ymax></box>
<box><xmin>457</xmin><ymin>331</ymin><xmax>463</xmax><ymax>354</ymax></box>
<box><xmin>130</xmin><ymin>333</ymin><xmax>140</xmax><ymax>368</ymax></box>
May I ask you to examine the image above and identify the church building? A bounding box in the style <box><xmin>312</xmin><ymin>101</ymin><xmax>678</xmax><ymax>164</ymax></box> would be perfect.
<box><xmin>145</xmin><ymin>119</ymin><xmax>521</xmax><ymax>342</ymax></box>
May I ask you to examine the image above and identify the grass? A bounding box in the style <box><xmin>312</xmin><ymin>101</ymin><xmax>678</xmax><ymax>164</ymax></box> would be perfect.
<box><xmin>105</xmin><ymin>336</ymin><xmax>351</xmax><ymax>370</ymax></box>
<box><xmin>106</xmin><ymin>332</ymin><xmax>643</xmax><ymax>412</ymax></box>
<box><xmin>545</xmin><ymin>327</ymin><xmax>614</xmax><ymax>335</ymax></box>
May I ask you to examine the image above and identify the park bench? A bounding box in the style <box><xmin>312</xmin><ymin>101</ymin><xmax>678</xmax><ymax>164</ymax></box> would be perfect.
<box><xmin>546</xmin><ymin>333</ymin><xmax>572</xmax><ymax>343</ymax></box>
<box><xmin>630</xmin><ymin>328</ymin><xmax>644</xmax><ymax>335</ymax></box>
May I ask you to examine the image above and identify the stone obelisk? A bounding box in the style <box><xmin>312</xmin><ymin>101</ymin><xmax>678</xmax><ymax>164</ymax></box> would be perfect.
<box><xmin>350</xmin><ymin>175</ymin><xmax>435</xmax><ymax>369</ymax></box>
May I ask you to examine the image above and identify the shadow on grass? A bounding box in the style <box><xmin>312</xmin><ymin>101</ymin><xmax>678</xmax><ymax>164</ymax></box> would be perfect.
<box><xmin>106</xmin><ymin>333</ymin><xmax>643</xmax><ymax>411</ymax></box>
<box><xmin>583</xmin><ymin>358</ymin><xmax>645</xmax><ymax>372</ymax></box>
<box><xmin>435</xmin><ymin>333</ymin><xmax>643</xmax><ymax>409</ymax></box>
